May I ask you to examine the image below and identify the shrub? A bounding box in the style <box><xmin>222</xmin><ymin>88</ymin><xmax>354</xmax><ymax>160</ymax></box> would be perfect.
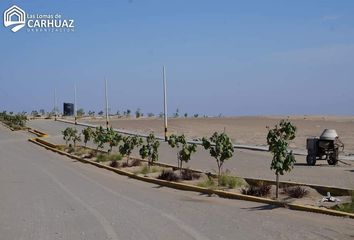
<box><xmin>331</xmin><ymin>191</ymin><xmax>354</xmax><ymax>213</ymax></box>
<box><xmin>181</xmin><ymin>168</ymin><xmax>200</xmax><ymax>180</ymax></box>
<box><xmin>197</xmin><ymin>177</ymin><xmax>216</xmax><ymax>189</ymax></box>
<box><xmin>110</xmin><ymin>160</ymin><xmax>120</xmax><ymax>168</ymax></box>
<box><xmin>242</xmin><ymin>182</ymin><xmax>271</xmax><ymax>197</ymax></box>
<box><xmin>96</xmin><ymin>153</ymin><xmax>122</xmax><ymax>163</ymax></box>
<box><xmin>96</xmin><ymin>154</ymin><xmax>108</xmax><ymax>162</ymax></box>
<box><xmin>219</xmin><ymin>173</ymin><xmax>244</xmax><ymax>189</ymax></box>
<box><xmin>157</xmin><ymin>170</ymin><xmax>180</xmax><ymax>181</ymax></box>
<box><xmin>283</xmin><ymin>186</ymin><xmax>308</xmax><ymax>198</ymax></box>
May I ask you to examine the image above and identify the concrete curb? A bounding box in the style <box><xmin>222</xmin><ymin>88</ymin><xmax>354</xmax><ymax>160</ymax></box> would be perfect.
<box><xmin>28</xmin><ymin>128</ymin><xmax>49</xmax><ymax>138</ymax></box>
<box><xmin>28</xmin><ymin>137</ymin><xmax>354</xmax><ymax>219</ymax></box>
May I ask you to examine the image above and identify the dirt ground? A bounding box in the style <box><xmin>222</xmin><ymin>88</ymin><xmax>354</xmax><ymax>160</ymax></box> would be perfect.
<box><xmin>83</xmin><ymin>115</ymin><xmax>354</xmax><ymax>154</ymax></box>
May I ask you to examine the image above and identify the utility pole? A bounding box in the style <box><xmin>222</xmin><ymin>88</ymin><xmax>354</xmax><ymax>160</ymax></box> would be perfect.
<box><xmin>74</xmin><ymin>83</ymin><xmax>77</xmax><ymax>124</ymax></box>
<box><xmin>163</xmin><ymin>66</ymin><xmax>168</xmax><ymax>141</ymax></box>
<box><xmin>54</xmin><ymin>88</ymin><xmax>57</xmax><ymax>121</ymax></box>
<box><xmin>105</xmin><ymin>78</ymin><xmax>109</xmax><ymax>129</ymax></box>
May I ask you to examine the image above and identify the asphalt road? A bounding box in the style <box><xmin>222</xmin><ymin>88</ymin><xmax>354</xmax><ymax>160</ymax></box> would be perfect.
<box><xmin>27</xmin><ymin>119</ymin><xmax>354</xmax><ymax>189</ymax></box>
<box><xmin>1</xmin><ymin>124</ymin><xmax>354</xmax><ymax>239</ymax></box>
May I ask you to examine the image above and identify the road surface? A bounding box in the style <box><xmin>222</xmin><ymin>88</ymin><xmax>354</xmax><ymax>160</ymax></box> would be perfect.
<box><xmin>1</xmin><ymin>124</ymin><xmax>353</xmax><ymax>239</ymax></box>
<box><xmin>27</xmin><ymin>119</ymin><xmax>354</xmax><ymax>189</ymax></box>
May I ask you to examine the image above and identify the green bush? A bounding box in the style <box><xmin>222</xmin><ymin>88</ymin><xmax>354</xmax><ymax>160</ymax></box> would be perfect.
<box><xmin>197</xmin><ymin>177</ymin><xmax>216</xmax><ymax>189</ymax></box>
<box><xmin>219</xmin><ymin>173</ymin><xmax>245</xmax><ymax>189</ymax></box>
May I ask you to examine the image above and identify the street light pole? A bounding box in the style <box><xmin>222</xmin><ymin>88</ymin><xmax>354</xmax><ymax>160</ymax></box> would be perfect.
<box><xmin>54</xmin><ymin>88</ymin><xmax>57</xmax><ymax>121</ymax></box>
<box><xmin>74</xmin><ymin>83</ymin><xmax>77</xmax><ymax>124</ymax></box>
<box><xmin>163</xmin><ymin>66</ymin><xmax>168</xmax><ymax>141</ymax></box>
<box><xmin>105</xmin><ymin>78</ymin><xmax>109</xmax><ymax>129</ymax></box>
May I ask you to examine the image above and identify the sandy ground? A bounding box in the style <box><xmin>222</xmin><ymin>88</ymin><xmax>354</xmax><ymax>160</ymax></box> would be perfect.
<box><xmin>83</xmin><ymin>116</ymin><xmax>354</xmax><ymax>154</ymax></box>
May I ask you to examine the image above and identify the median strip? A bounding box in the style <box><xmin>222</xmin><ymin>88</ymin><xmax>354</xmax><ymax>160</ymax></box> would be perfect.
<box><xmin>28</xmin><ymin>134</ymin><xmax>354</xmax><ymax>219</ymax></box>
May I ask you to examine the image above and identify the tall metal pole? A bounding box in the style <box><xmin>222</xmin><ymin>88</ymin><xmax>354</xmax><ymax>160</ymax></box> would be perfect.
<box><xmin>163</xmin><ymin>66</ymin><xmax>168</xmax><ymax>141</ymax></box>
<box><xmin>74</xmin><ymin>83</ymin><xmax>77</xmax><ymax>124</ymax></box>
<box><xmin>54</xmin><ymin>88</ymin><xmax>57</xmax><ymax>121</ymax></box>
<box><xmin>105</xmin><ymin>78</ymin><xmax>109</xmax><ymax>129</ymax></box>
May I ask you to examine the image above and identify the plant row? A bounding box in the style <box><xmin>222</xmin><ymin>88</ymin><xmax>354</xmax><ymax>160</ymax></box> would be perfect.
<box><xmin>0</xmin><ymin>111</ymin><xmax>27</xmax><ymax>130</ymax></box>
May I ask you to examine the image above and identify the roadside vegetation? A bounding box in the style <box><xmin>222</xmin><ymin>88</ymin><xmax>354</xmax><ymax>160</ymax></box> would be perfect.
<box><xmin>0</xmin><ymin>111</ymin><xmax>27</xmax><ymax>130</ymax></box>
<box><xmin>54</xmin><ymin>122</ymin><xmax>352</xmax><ymax>215</ymax></box>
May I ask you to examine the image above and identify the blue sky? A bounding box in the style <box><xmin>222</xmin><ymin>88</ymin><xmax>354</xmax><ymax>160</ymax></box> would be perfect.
<box><xmin>1</xmin><ymin>0</ymin><xmax>354</xmax><ymax>116</ymax></box>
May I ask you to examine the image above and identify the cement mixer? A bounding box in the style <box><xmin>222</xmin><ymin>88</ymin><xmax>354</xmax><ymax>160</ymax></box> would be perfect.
<box><xmin>306</xmin><ymin>129</ymin><xmax>344</xmax><ymax>166</ymax></box>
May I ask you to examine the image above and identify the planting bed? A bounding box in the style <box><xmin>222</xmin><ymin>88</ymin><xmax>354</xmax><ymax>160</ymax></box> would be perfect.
<box><xmin>57</xmin><ymin>144</ymin><xmax>353</xmax><ymax>214</ymax></box>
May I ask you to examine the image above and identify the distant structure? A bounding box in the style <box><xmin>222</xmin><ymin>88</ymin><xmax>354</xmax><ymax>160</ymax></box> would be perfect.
<box><xmin>63</xmin><ymin>103</ymin><xmax>74</xmax><ymax>116</ymax></box>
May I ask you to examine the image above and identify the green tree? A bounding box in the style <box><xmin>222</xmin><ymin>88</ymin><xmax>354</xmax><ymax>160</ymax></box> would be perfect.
<box><xmin>77</xmin><ymin>108</ymin><xmax>85</xmax><ymax>117</ymax></box>
<box><xmin>62</xmin><ymin>127</ymin><xmax>81</xmax><ymax>150</ymax></box>
<box><xmin>93</xmin><ymin>126</ymin><xmax>107</xmax><ymax>150</ymax></box>
<box><xmin>62</xmin><ymin>127</ymin><xmax>74</xmax><ymax>146</ymax></box>
<box><xmin>106</xmin><ymin>127</ymin><xmax>122</xmax><ymax>153</ymax></box>
<box><xmin>139</xmin><ymin>133</ymin><xmax>160</xmax><ymax>168</ymax></box>
<box><xmin>135</xmin><ymin>108</ymin><xmax>142</xmax><ymax>118</ymax></box>
<box><xmin>266</xmin><ymin>119</ymin><xmax>297</xmax><ymax>198</ymax></box>
<box><xmin>168</xmin><ymin>134</ymin><xmax>197</xmax><ymax>173</ymax></box>
<box><xmin>202</xmin><ymin>132</ymin><xmax>234</xmax><ymax>186</ymax></box>
<box><xmin>119</xmin><ymin>135</ymin><xmax>143</xmax><ymax>164</ymax></box>
<box><xmin>82</xmin><ymin>127</ymin><xmax>94</xmax><ymax>147</ymax></box>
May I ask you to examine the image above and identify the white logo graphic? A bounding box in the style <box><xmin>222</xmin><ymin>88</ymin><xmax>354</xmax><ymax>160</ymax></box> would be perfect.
<box><xmin>3</xmin><ymin>5</ymin><xmax>26</xmax><ymax>32</ymax></box>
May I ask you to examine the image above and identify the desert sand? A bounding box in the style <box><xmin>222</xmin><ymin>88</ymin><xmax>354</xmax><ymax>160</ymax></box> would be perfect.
<box><xmin>83</xmin><ymin>115</ymin><xmax>354</xmax><ymax>154</ymax></box>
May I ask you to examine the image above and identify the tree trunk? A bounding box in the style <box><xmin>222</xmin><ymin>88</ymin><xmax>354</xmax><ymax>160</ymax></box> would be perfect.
<box><xmin>276</xmin><ymin>174</ymin><xmax>279</xmax><ymax>199</ymax></box>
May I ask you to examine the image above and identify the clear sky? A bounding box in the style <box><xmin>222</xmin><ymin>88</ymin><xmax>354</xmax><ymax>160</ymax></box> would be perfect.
<box><xmin>1</xmin><ymin>0</ymin><xmax>354</xmax><ymax>116</ymax></box>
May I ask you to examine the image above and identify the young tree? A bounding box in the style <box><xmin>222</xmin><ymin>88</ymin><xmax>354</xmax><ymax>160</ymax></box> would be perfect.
<box><xmin>93</xmin><ymin>126</ymin><xmax>107</xmax><ymax>150</ymax></box>
<box><xmin>72</xmin><ymin>128</ymin><xmax>81</xmax><ymax>150</ymax></box>
<box><xmin>62</xmin><ymin>127</ymin><xmax>81</xmax><ymax>150</ymax></box>
<box><xmin>266</xmin><ymin>119</ymin><xmax>296</xmax><ymax>199</ymax></box>
<box><xmin>168</xmin><ymin>134</ymin><xmax>197</xmax><ymax>172</ymax></box>
<box><xmin>106</xmin><ymin>127</ymin><xmax>122</xmax><ymax>153</ymax></box>
<box><xmin>135</xmin><ymin>108</ymin><xmax>142</xmax><ymax>118</ymax></box>
<box><xmin>139</xmin><ymin>133</ymin><xmax>160</xmax><ymax>168</ymax></box>
<box><xmin>77</xmin><ymin>108</ymin><xmax>85</xmax><ymax>117</ymax></box>
<box><xmin>184</xmin><ymin>113</ymin><xmax>188</xmax><ymax>118</ymax></box>
<box><xmin>119</xmin><ymin>135</ymin><xmax>143</xmax><ymax>164</ymax></box>
<box><xmin>202</xmin><ymin>132</ymin><xmax>234</xmax><ymax>185</ymax></box>
<box><xmin>98</xmin><ymin>111</ymin><xmax>104</xmax><ymax>116</ymax></box>
<box><xmin>82</xmin><ymin>127</ymin><xmax>94</xmax><ymax>147</ymax></box>
<box><xmin>174</xmin><ymin>108</ymin><xmax>180</xmax><ymax>118</ymax></box>
<box><xmin>62</xmin><ymin>127</ymin><xmax>74</xmax><ymax>146</ymax></box>
<box><xmin>126</xmin><ymin>109</ymin><xmax>131</xmax><ymax>117</ymax></box>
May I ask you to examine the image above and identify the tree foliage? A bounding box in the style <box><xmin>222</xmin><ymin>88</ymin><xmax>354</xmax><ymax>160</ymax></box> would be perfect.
<box><xmin>168</xmin><ymin>134</ymin><xmax>197</xmax><ymax>172</ymax></box>
<box><xmin>82</xmin><ymin>127</ymin><xmax>94</xmax><ymax>147</ymax></box>
<box><xmin>119</xmin><ymin>135</ymin><xmax>143</xmax><ymax>163</ymax></box>
<box><xmin>139</xmin><ymin>133</ymin><xmax>160</xmax><ymax>168</ymax></box>
<box><xmin>266</xmin><ymin>119</ymin><xmax>296</xmax><ymax>198</ymax></box>
<box><xmin>202</xmin><ymin>132</ymin><xmax>234</xmax><ymax>185</ymax></box>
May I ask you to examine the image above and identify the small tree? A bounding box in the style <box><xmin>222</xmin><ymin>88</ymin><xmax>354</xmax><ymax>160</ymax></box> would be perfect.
<box><xmin>174</xmin><ymin>108</ymin><xmax>180</xmax><ymax>118</ymax></box>
<box><xmin>72</xmin><ymin>129</ymin><xmax>81</xmax><ymax>150</ymax></box>
<box><xmin>82</xmin><ymin>127</ymin><xmax>94</xmax><ymax>147</ymax></box>
<box><xmin>62</xmin><ymin>127</ymin><xmax>74</xmax><ymax>146</ymax></box>
<box><xmin>119</xmin><ymin>135</ymin><xmax>143</xmax><ymax>164</ymax></box>
<box><xmin>168</xmin><ymin>134</ymin><xmax>197</xmax><ymax>173</ymax></box>
<box><xmin>106</xmin><ymin>127</ymin><xmax>122</xmax><ymax>154</ymax></box>
<box><xmin>93</xmin><ymin>126</ymin><xmax>107</xmax><ymax>150</ymax></box>
<box><xmin>202</xmin><ymin>132</ymin><xmax>234</xmax><ymax>185</ymax></box>
<box><xmin>139</xmin><ymin>133</ymin><xmax>160</xmax><ymax>168</ymax></box>
<box><xmin>126</xmin><ymin>109</ymin><xmax>131</xmax><ymax>117</ymax></box>
<box><xmin>77</xmin><ymin>108</ymin><xmax>85</xmax><ymax>117</ymax></box>
<box><xmin>62</xmin><ymin>127</ymin><xmax>81</xmax><ymax>150</ymax></box>
<box><xmin>135</xmin><ymin>108</ymin><xmax>142</xmax><ymax>118</ymax></box>
<box><xmin>267</xmin><ymin>119</ymin><xmax>296</xmax><ymax>199</ymax></box>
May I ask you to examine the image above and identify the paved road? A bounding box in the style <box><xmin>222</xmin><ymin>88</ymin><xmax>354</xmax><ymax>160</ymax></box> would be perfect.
<box><xmin>28</xmin><ymin>119</ymin><xmax>354</xmax><ymax>189</ymax></box>
<box><xmin>1</xmin><ymin>124</ymin><xmax>354</xmax><ymax>239</ymax></box>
